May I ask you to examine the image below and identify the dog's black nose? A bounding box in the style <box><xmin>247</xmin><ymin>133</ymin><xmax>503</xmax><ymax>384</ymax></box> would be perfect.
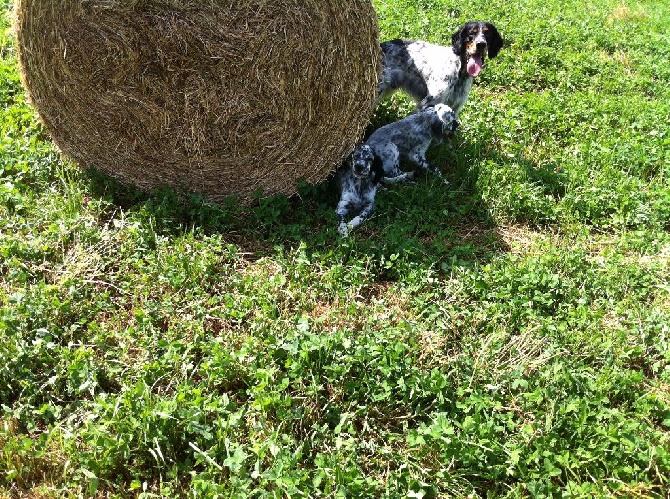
<box><xmin>476</xmin><ymin>41</ymin><xmax>487</xmax><ymax>50</ymax></box>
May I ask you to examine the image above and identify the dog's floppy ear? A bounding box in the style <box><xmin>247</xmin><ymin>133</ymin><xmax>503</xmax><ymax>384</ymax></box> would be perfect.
<box><xmin>371</xmin><ymin>153</ymin><xmax>385</xmax><ymax>184</ymax></box>
<box><xmin>451</xmin><ymin>24</ymin><xmax>467</xmax><ymax>56</ymax></box>
<box><xmin>429</xmin><ymin>111</ymin><xmax>445</xmax><ymax>140</ymax></box>
<box><xmin>485</xmin><ymin>23</ymin><xmax>504</xmax><ymax>58</ymax></box>
<box><xmin>343</xmin><ymin>151</ymin><xmax>355</xmax><ymax>171</ymax></box>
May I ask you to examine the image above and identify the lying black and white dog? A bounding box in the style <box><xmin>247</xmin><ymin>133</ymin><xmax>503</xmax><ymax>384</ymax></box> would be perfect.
<box><xmin>336</xmin><ymin>104</ymin><xmax>459</xmax><ymax>236</ymax></box>
<box><xmin>377</xmin><ymin>21</ymin><xmax>504</xmax><ymax>115</ymax></box>
<box><xmin>335</xmin><ymin>145</ymin><xmax>401</xmax><ymax>237</ymax></box>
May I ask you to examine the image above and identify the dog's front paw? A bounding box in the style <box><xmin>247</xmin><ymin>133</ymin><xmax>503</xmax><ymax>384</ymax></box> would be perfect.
<box><xmin>337</xmin><ymin>222</ymin><xmax>350</xmax><ymax>238</ymax></box>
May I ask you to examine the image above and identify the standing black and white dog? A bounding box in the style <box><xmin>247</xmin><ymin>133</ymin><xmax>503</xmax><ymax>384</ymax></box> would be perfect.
<box><xmin>376</xmin><ymin>21</ymin><xmax>504</xmax><ymax>115</ymax></box>
<box><xmin>336</xmin><ymin>104</ymin><xmax>459</xmax><ymax>236</ymax></box>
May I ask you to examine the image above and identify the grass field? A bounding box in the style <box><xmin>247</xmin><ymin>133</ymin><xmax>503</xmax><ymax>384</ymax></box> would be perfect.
<box><xmin>2</xmin><ymin>0</ymin><xmax>670</xmax><ymax>497</ymax></box>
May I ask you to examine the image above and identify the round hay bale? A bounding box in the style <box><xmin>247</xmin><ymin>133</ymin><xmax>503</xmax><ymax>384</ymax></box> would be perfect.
<box><xmin>15</xmin><ymin>0</ymin><xmax>380</xmax><ymax>204</ymax></box>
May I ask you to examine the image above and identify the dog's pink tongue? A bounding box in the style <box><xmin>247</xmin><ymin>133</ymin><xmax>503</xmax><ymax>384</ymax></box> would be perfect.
<box><xmin>467</xmin><ymin>56</ymin><xmax>484</xmax><ymax>77</ymax></box>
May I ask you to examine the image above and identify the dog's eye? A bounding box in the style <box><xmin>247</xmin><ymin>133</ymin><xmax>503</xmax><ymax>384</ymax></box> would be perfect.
<box><xmin>483</xmin><ymin>27</ymin><xmax>489</xmax><ymax>33</ymax></box>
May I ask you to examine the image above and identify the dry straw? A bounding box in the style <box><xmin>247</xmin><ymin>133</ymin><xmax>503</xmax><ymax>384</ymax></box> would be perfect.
<box><xmin>15</xmin><ymin>0</ymin><xmax>380</xmax><ymax>204</ymax></box>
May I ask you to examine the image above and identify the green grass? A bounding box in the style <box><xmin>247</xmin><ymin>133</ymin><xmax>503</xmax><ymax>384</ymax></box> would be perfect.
<box><xmin>2</xmin><ymin>0</ymin><xmax>670</xmax><ymax>497</ymax></box>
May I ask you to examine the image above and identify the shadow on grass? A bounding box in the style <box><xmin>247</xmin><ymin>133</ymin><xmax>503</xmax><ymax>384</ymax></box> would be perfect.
<box><xmin>88</xmin><ymin>179</ymin><xmax>498</xmax><ymax>283</ymax></box>
<box><xmin>84</xmin><ymin>111</ymin><xmax>573</xmax><ymax>276</ymax></box>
